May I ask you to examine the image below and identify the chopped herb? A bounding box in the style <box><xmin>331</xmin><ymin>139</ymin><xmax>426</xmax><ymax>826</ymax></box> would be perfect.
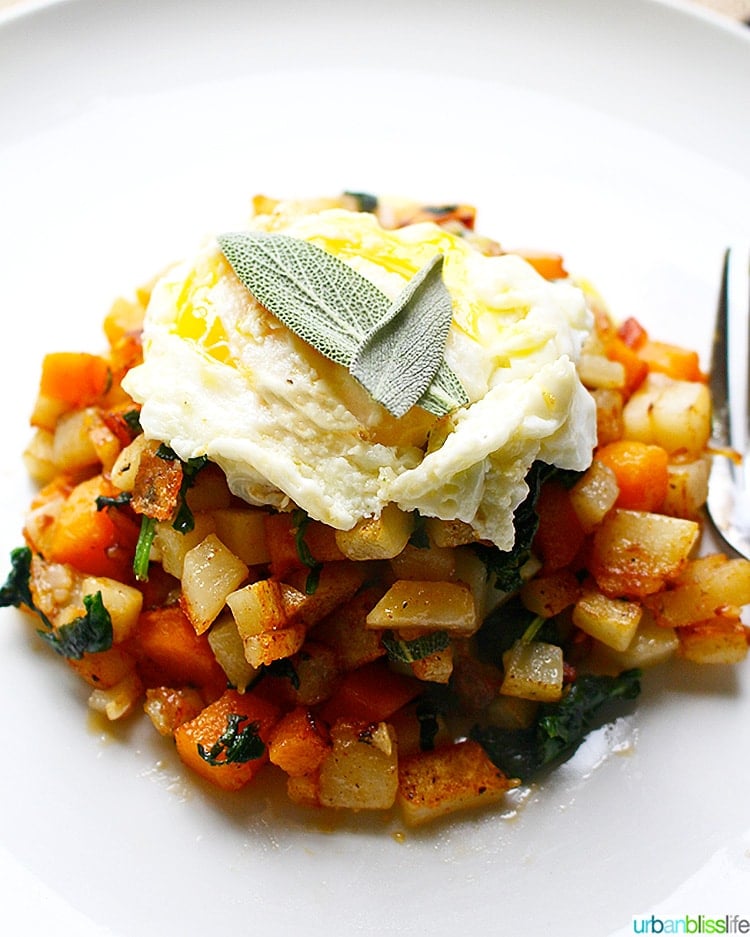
<box><xmin>123</xmin><ymin>409</ymin><xmax>142</xmax><ymax>434</ymax></box>
<box><xmin>96</xmin><ymin>491</ymin><xmax>132</xmax><ymax>511</ymax></box>
<box><xmin>197</xmin><ymin>713</ymin><xmax>265</xmax><ymax>766</ymax></box>
<box><xmin>408</xmin><ymin>512</ymin><xmax>430</xmax><ymax>549</ymax></box>
<box><xmin>133</xmin><ymin>515</ymin><xmax>157</xmax><ymax>582</ymax></box>
<box><xmin>344</xmin><ymin>190</ymin><xmax>378</xmax><ymax>213</ymax></box>
<box><xmin>218</xmin><ymin>231</ymin><xmax>468</xmax><ymax>417</ymax></box>
<box><xmin>155</xmin><ymin>445</ymin><xmax>208</xmax><ymax>535</ymax></box>
<box><xmin>474</xmin><ymin>595</ymin><xmax>559</xmax><ymax>667</ymax></box>
<box><xmin>1</xmin><ymin>546</ymin><xmax>56</xmax><ymax>632</ymax></box>
<box><xmin>382</xmin><ymin>630</ymin><xmax>450</xmax><ymax>664</ymax></box>
<box><xmin>471</xmin><ymin>669</ymin><xmax>642</xmax><ymax>782</ymax></box>
<box><xmin>414</xmin><ymin>686</ymin><xmax>453</xmax><ymax>751</ymax></box>
<box><xmin>38</xmin><ymin>591</ymin><xmax>113</xmax><ymax>660</ymax></box>
<box><xmin>248</xmin><ymin>658</ymin><xmax>301</xmax><ymax>691</ymax></box>
<box><xmin>349</xmin><ymin>253</ymin><xmax>456</xmax><ymax>418</ymax></box>
<box><xmin>472</xmin><ymin>461</ymin><xmax>583</xmax><ymax>594</ymax></box>
<box><xmin>131</xmin><ymin>447</ymin><xmax>208</xmax><ymax>581</ymax></box>
<box><xmin>291</xmin><ymin>508</ymin><xmax>322</xmax><ymax>595</ymax></box>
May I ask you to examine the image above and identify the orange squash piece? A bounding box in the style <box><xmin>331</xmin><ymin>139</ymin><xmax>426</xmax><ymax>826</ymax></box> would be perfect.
<box><xmin>596</xmin><ymin>440</ymin><xmax>669</xmax><ymax>513</ymax></box>
<box><xmin>47</xmin><ymin>475</ymin><xmax>140</xmax><ymax>580</ymax></box>
<box><xmin>174</xmin><ymin>689</ymin><xmax>280</xmax><ymax>791</ymax></box>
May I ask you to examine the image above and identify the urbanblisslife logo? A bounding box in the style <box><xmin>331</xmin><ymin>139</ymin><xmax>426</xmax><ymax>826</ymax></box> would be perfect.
<box><xmin>632</xmin><ymin>916</ymin><xmax>750</xmax><ymax>934</ymax></box>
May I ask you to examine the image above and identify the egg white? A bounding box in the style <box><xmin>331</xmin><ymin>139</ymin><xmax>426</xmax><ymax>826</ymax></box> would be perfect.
<box><xmin>122</xmin><ymin>206</ymin><xmax>596</xmax><ymax>550</ymax></box>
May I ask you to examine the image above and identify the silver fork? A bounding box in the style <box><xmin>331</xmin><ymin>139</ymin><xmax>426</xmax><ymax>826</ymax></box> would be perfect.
<box><xmin>706</xmin><ymin>246</ymin><xmax>750</xmax><ymax>559</ymax></box>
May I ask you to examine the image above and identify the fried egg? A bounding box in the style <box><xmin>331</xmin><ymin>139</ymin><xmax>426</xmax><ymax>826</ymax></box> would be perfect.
<box><xmin>122</xmin><ymin>203</ymin><xmax>596</xmax><ymax>550</ymax></box>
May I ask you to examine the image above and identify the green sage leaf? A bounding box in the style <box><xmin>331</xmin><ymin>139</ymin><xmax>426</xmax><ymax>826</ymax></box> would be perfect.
<box><xmin>218</xmin><ymin>231</ymin><xmax>383</xmax><ymax>366</ymax></box>
<box><xmin>382</xmin><ymin>629</ymin><xmax>450</xmax><ymax>664</ymax></box>
<box><xmin>218</xmin><ymin>230</ymin><xmax>468</xmax><ymax>417</ymax></box>
<box><xmin>349</xmin><ymin>254</ymin><xmax>457</xmax><ymax>418</ymax></box>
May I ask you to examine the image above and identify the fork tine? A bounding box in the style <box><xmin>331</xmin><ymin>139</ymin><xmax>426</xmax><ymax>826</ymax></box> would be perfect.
<box><xmin>709</xmin><ymin>248</ymin><xmax>731</xmax><ymax>449</ymax></box>
<box><xmin>706</xmin><ymin>246</ymin><xmax>750</xmax><ymax>560</ymax></box>
<box><xmin>712</xmin><ymin>247</ymin><xmax>750</xmax><ymax>457</ymax></box>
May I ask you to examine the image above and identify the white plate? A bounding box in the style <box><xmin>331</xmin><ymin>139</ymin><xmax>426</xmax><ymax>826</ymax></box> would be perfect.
<box><xmin>2</xmin><ymin>1</ymin><xmax>750</xmax><ymax>934</ymax></box>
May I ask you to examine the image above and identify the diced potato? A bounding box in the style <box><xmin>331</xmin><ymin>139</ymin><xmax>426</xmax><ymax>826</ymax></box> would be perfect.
<box><xmin>572</xmin><ymin>588</ymin><xmax>643</xmax><ymax>652</ymax></box>
<box><xmin>389</xmin><ymin>542</ymin><xmax>456</xmax><ymax>581</ymax></box>
<box><xmin>109</xmin><ymin>434</ymin><xmax>151</xmax><ymax>492</ymax></box>
<box><xmin>311</xmin><ymin>586</ymin><xmax>386</xmax><ymax>671</ymax></box>
<box><xmin>678</xmin><ymin>617</ymin><xmax>749</xmax><ymax>664</ymax></box>
<box><xmin>88</xmin><ymin>670</ymin><xmax>144</xmax><ymax>721</ymax></box>
<box><xmin>207</xmin><ymin>612</ymin><xmax>258</xmax><ymax>692</ymax></box>
<box><xmin>410</xmin><ymin>643</ymin><xmax>453</xmax><ymax>684</ymax></box>
<box><xmin>227</xmin><ymin>579</ymin><xmax>305</xmax><ymax>637</ymax></box>
<box><xmin>51</xmin><ymin>408</ymin><xmax>100</xmax><ymax>473</ymax></box>
<box><xmin>153</xmin><ymin>512</ymin><xmax>217</xmax><ymax>579</ymax></box>
<box><xmin>210</xmin><ymin>508</ymin><xmax>271</xmax><ymax>566</ymax></box>
<box><xmin>30</xmin><ymin>391</ymin><xmax>68</xmax><ymax>432</ymax></box>
<box><xmin>184</xmin><ymin>464</ymin><xmax>233</xmax><ymax>513</ymax></box>
<box><xmin>241</xmin><ymin>625</ymin><xmax>307</xmax><ymax>669</ymax></box>
<box><xmin>282</xmin><ymin>562</ymin><xmax>369</xmax><ymax>628</ymax></box>
<box><xmin>288</xmin><ymin>641</ymin><xmax>341</xmax><ymax>706</ymax></box>
<box><xmin>622</xmin><ymin>372</ymin><xmax>711</xmax><ymax>458</ymax></box>
<box><xmin>646</xmin><ymin>555</ymin><xmax>750</xmax><ymax>628</ymax></box>
<box><xmin>286</xmin><ymin>773</ymin><xmax>322</xmax><ymax>808</ymax></box>
<box><xmin>143</xmin><ymin>686</ymin><xmax>205</xmax><ymax>736</ymax></box>
<box><xmin>569</xmin><ymin>460</ymin><xmax>619</xmax><ymax>533</ymax></box>
<box><xmin>595</xmin><ymin>610</ymin><xmax>679</xmax><ymax>670</ymax></box>
<box><xmin>590</xmin><ymin>509</ymin><xmax>699</xmax><ymax>597</ymax></box>
<box><xmin>86</xmin><ymin>410</ymin><xmax>123</xmax><ymax>474</ymax></box>
<box><xmin>662</xmin><ymin>458</ymin><xmax>710</xmax><ymax>519</ymax></box>
<box><xmin>180</xmin><ymin>534</ymin><xmax>249</xmax><ymax>634</ymax></box>
<box><xmin>591</xmin><ymin>387</ymin><xmax>624</xmax><ymax>448</ymax></box>
<box><xmin>366</xmin><ymin>580</ymin><xmax>477</xmax><ymax>635</ymax></box>
<box><xmin>424</xmin><ymin>517</ymin><xmax>476</xmax><ymax>548</ymax></box>
<box><xmin>80</xmin><ymin>575</ymin><xmax>143</xmax><ymax>643</ymax></box>
<box><xmin>23</xmin><ymin>428</ymin><xmax>58</xmax><ymax>485</ymax></box>
<box><xmin>520</xmin><ymin>569</ymin><xmax>581</xmax><ymax>618</ymax></box>
<box><xmin>578</xmin><ymin>353</ymin><xmax>626</xmax><ymax>390</ymax></box>
<box><xmin>500</xmin><ymin>640</ymin><xmax>564</xmax><ymax>702</ymax></box>
<box><xmin>334</xmin><ymin>503</ymin><xmax>414</xmax><ymax>560</ymax></box>
<box><xmin>397</xmin><ymin>740</ymin><xmax>517</xmax><ymax>826</ymax></box>
<box><xmin>318</xmin><ymin>720</ymin><xmax>398</xmax><ymax>810</ymax></box>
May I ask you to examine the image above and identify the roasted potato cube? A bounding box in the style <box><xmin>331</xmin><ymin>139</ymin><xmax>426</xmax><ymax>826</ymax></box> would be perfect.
<box><xmin>334</xmin><ymin>503</ymin><xmax>413</xmax><ymax>560</ymax></box>
<box><xmin>211</xmin><ymin>508</ymin><xmax>272</xmax><ymax>566</ymax></box>
<box><xmin>572</xmin><ymin>588</ymin><xmax>643</xmax><ymax>652</ymax></box>
<box><xmin>180</xmin><ymin>534</ymin><xmax>249</xmax><ymax>634</ymax></box>
<box><xmin>389</xmin><ymin>542</ymin><xmax>456</xmax><ymax>581</ymax></box>
<box><xmin>594</xmin><ymin>610</ymin><xmax>679</xmax><ymax>670</ymax></box>
<box><xmin>500</xmin><ymin>640</ymin><xmax>564</xmax><ymax>702</ymax></box>
<box><xmin>410</xmin><ymin>643</ymin><xmax>454</xmax><ymax>684</ymax></box>
<box><xmin>622</xmin><ymin>372</ymin><xmax>711</xmax><ymax>458</ymax></box>
<box><xmin>318</xmin><ymin>720</ymin><xmax>398</xmax><ymax>810</ymax></box>
<box><xmin>88</xmin><ymin>670</ymin><xmax>144</xmax><ymax>721</ymax></box>
<box><xmin>397</xmin><ymin>740</ymin><xmax>517</xmax><ymax>826</ymax></box>
<box><xmin>207</xmin><ymin>612</ymin><xmax>258</xmax><ymax>692</ymax></box>
<box><xmin>366</xmin><ymin>580</ymin><xmax>477</xmax><ymax>635</ymax></box>
<box><xmin>80</xmin><ymin>575</ymin><xmax>143</xmax><ymax>644</ymax></box>
<box><xmin>678</xmin><ymin>617</ymin><xmax>749</xmax><ymax>664</ymax></box>
<box><xmin>590</xmin><ymin>509</ymin><xmax>699</xmax><ymax>597</ymax></box>
<box><xmin>663</xmin><ymin>458</ymin><xmax>710</xmax><ymax>520</ymax></box>
<box><xmin>569</xmin><ymin>459</ymin><xmax>619</xmax><ymax>533</ymax></box>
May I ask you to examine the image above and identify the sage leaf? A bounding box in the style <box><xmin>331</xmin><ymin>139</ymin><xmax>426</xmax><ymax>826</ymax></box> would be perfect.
<box><xmin>218</xmin><ymin>231</ymin><xmax>384</xmax><ymax>366</ymax></box>
<box><xmin>349</xmin><ymin>254</ymin><xmax>456</xmax><ymax>418</ymax></box>
<box><xmin>382</xmin><ymin>629</ymin><xmax>450</xmax><ymax>663</ymax></box>
<box><xmin>218</xmin><ymin>230</ymin><xmax>468</xmax><ymax>417</ymax></box>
